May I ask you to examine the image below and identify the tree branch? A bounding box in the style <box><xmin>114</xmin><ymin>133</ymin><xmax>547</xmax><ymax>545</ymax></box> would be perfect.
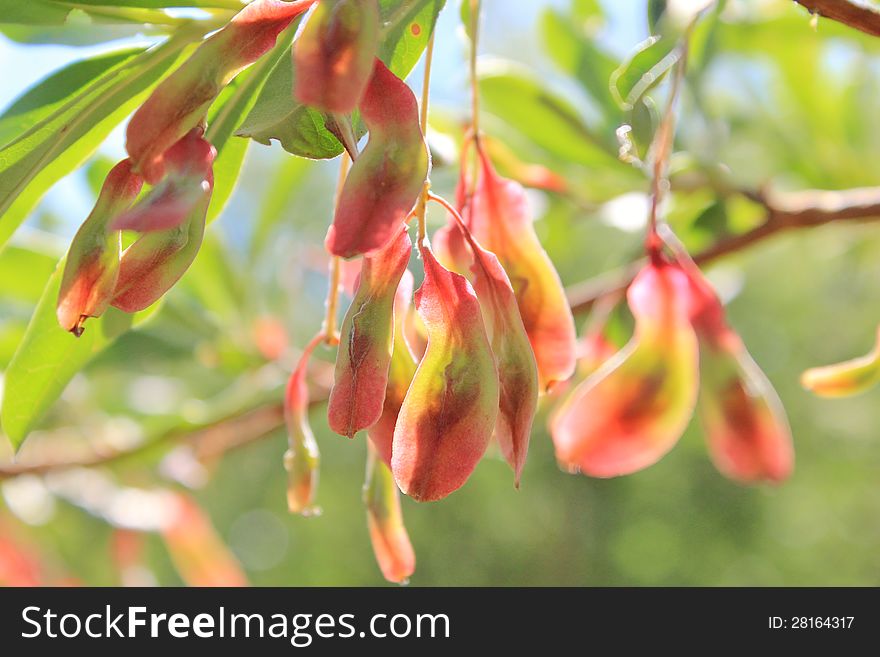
<box><xmin>793</xmin><ymin>0</ymin><xmax>880</xmax><ymax>38</ymax></box>
<box><xmin>567</xmin><ymin>186</ymin><xmax>880</xmax><ymax>313</ymax></box>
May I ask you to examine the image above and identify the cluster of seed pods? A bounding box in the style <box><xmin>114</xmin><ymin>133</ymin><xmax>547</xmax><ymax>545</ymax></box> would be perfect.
<box><xmin>55</xmin><ymin>0</ymin><xmax>804</xmax><ymax>585</ymax></box>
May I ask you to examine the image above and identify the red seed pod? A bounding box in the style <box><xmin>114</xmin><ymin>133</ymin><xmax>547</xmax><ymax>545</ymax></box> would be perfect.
<box><xmin>284</xmin><ymin>334</ymin><xmax>324</xmax><ymax>515</ymax></box>
<box><xmin>687</xmin><ymin>266</ymin><xmax>794</xmax><ymax>484</ymax></box>
<box><xmin>364</xmin><ymin>444</ymin><xmax>415</xmax><ymax>584</ymax></box>
<box><xmin>111</xmin><ymin>171</ymin><xmax>212</xmax><ymax>313</ymax></box>
<box><xmin>325</xmin><ymin>59</ymin><xmax>429</xmax><ymax>258</ymax></box>
<box><xmin>113</xmin><ymin>129</ymin><xmax>216</xmax><ymax>233</ymax></box>
<box><xmin>57</xmin><ymin>159</ymin><xmax>143</xmax><ymax>336</ymax></box>
<box><xmin>551</xmin><ymin>261</ymin><xmax>699</xmax><ymax>477</ymax></box>
<box><xmin>435</xmin><ymin>142</ymin><xmax>576</xmax><ymax>390</ymax></box>
<box><xmin>294</xmin><ymin>0</ymin><xmax>379</xmax><ymax>113</ymax></box>
<box><xmin>441</xmin><ymin>195</ymin><xmax>538</xmax><ymax>487</ymax></box>
<box><xmin>367</xmin><ymin>269</ymin><xmax>418</xmax><ymax>466</ymax></box>
<box><xmin>127</xmin><ymin>0</ymin><xmax>313</xmax><ymax>183</ymax></box>
<box><xmin>391</xmin><ymin>242</ymin><xmax>499</xmax><ymax>502</ymax></box>
<box><xmin>328</xmin><ymin>227</ymin><xmax>412</xmax><ymax>438</ymax></box>
<box><xmin>159</xmin><ymin>493</ymin><xmax>248</xmax><ymax>587</ymax></box>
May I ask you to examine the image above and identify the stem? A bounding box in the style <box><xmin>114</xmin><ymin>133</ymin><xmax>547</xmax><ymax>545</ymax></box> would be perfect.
<box><xmin>414</xmin><ymin>32</ymin><xmax>436</xmax><ymax>245</ymax></box>
<box><xmin>646</xmin><ymin>37</ymin><xmax>690</xmax><ymax>257</ymax></box>
<box><xmin>323</xmin><ymin>154</ymin><xmax>351</xmax><ymax>346</ymax></box>
<box><xmin>469</xmin><ymin>0</ymin><xmax>482</xmax><ymax>141</ymax></box>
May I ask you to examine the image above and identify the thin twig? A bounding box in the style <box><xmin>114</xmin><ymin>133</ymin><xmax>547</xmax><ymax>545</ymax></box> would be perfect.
<box><xmin>793</xmin><ymin>0</ymin><xmax>880</xmax><ymax>38</ymax></box>
<box><xmin>566</xmin><ymin>185</ymin><xmax>880</xmax><ymax>313</ymax></box>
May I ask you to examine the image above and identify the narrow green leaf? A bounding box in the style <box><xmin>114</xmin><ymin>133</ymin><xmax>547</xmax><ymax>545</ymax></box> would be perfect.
<box><xmin>239</xmin><ymin>0</ymin><xmax>446</xmax><ymax>159</ymax></box>
<box><xmin>0</xmin><ymin>259</ymin><xmax>154</xmax><ymax>449</ymax></box>
<box><xmin>541</xmin><ymin>8</ymin><xmax>621</xmax><ymax>124</ymax></box>
<box><xmin>205</xmin><ymin>20</ymin><xmax>297</xmax><ymax>221</ymax></box>
<box><xmin>479</xmin><ymin>69</ymin><xmax>620</xmax><ymax>167</ymax></box>
<box><xmin>610</xmin><ymin>35</ymin><xmax>680</xmax><ymax>111</ymax></box>
<box><xmin>0</xmin><ymin>28</ymin><xmax>202</xmax><ymax>253</ymax></box>
<box><xmin>249</xmin><ymin>155</ymin><xmax>312</xmax><ymax>261</ymax></box>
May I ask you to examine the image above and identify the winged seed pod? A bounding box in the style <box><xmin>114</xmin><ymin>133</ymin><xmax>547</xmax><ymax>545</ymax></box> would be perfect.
<box><xmin>367</xmin><ymin>270</ymin><xmax>418</xmax><ymax>466</ymax></box>
<box><xmin>391</xmin><ymin>242</ymin><xmax>499</xmax><ymax>502</ymax></box>
<box><xmin>113</xmin><ymin>129</ymin><xmax>216</xmax><ymax>233</ymax></box>
<box><xmin>57</xmin><ymin>159</ymin><xmax>143</xmax><ymax>336</ymax></box>
<box><xmin>801</xmin><ymin>325</ymin><xmax>880</xmax><ymax>397</ymax></box>
<box><xmin>284</xmin><ymin>334</ymin><xmax>324</xmax><ymax>515</ymax></box>
<box><xmin>551</xmin><ymin>261</ymin><xmax>699</xmax><ymax>477</ymax></box>
<box><xmin>364</xmin><ymin>444</ymin><xmax>415</xmax><ymax>584</ymax></box>
<box><xmin>436</xmin><ymin>144</ymin><xmax>575</xmax><ymax>390</ymax></box>
<box><xmin>687</xmin><ymin>265</ymin><xmax>793</xmax><ymax>484</ymax></box>
<box><xmin>126</xmin><ymin>0</ymin><xmax>314</xmax><ymax>183</ymax></box>
<box><xmin>111</xmin><ymin>172</ymin><xmax>212</xmax><ymax>313</ymax></box>
<box><xmin>293</xmin><ymin>0</ymin><xmax>379</xmax><ymax>113</ymax></box>
<box><xmin>444</xmin><ymin>199</ymin><xmax>538</xmax><ymax>487</ymax></box>
<box><xmin>160</xmin><ymin>494</ymin><xmax>248</xmax><ymax>587</ymax></box>
<box><xmin>325</xmin><ymin>59</ymin><xmax>429</xmax><ymax>258</ymax></box>
<box><xmin>328</xmin><ymin>227</ymin><xmax>412</xmax><ymax>438</ymax></box>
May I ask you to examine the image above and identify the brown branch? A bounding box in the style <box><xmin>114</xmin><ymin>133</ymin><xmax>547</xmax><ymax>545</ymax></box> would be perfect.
<box><xmin>794</xmin><ymin>0</ymin><xmax>880</xmax><ymax>38</ymax></box>
<box><xmin>567</xmin><ymin>185</ymin><xmax>880</xmax><ymax>313</ymax></box>
<box><xmin>0</xmin><ymin>403</ymin><xmax>287</xmax><ymax>480</ymax></box>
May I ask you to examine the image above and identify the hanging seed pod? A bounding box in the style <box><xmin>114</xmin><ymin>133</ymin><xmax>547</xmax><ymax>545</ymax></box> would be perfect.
<box><xmin>443</xmin><ymin>196</ymin><xmax>538</xmax><ymax>487</ymax></box>
<box><xmin>126</xmin><ymin>0</ymin><xmax>313</xmax><ymax>183</ymax></box>
<box><xmin>801</xmin><ymin>326</ymin><xmax>880</xmax><ymax>397</ymax></box>
<box><xmin>328</xmin><ymin>227</ymin><xmax>412</xmax><ymax>438</ymax></box>
<box><xmin>687</xmin><ymin>265</ymin><xmax>793</xmax><ymax>484</ymax></box>
<box><xmin>391</xmin><ymin>242</ymin><xmax>499</xmax><ymax>502</ymax></box>
<box><xmin>551</xmin><ymin>260</ymin><xmax>699</xmax><ymax>477</ymax></box>
<box><xmin>364</xmin><ymin>443</ymin><xmax>415</xmax><ymax>584</ymax></box>
<box><xmin>284</xmin><ymin>334</ymin><xmax>323</xmax><ymax>515</ymax></box>
<box><xmin>113</xmin><ymin>129</ymin><xmax>216</xmax><ymax>233</ymax></box>
<box><xmin>293</xmin><ymin>0</ymin><xmax>379</xmax><ymax>113</ymax></box>
<box><xmin>436</xmin><ymin>142</ymin><xmax>576</xmax><ymax>390</ymax></box>
<box><xmin>325</xmin><ymin>59</ymin><xmax>429</xmax><ymax>258</ymax></box>
<box><xmin>111</xmin><ymin>173</ymin><xmax>212</xmax><ymax>313</ymax></box>
<box><xmin>57</xmin><ymin>159</ymin><xmax>143</xmax><ymax>336</ymax></box>
<box><xmin>367</xmin><ymin>270</ymin><xmax>418</xmax><ymax>466</ymax></box>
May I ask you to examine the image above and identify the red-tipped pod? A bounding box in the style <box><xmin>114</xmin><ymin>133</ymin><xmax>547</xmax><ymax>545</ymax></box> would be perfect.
<box><xmin>444</xmin><ymin>198</ymin><xmax>538</xmax><ymax>487</ymax></box>
<box><xmin>113</xmin><ymin>130</ymin><xmax>216</xmax><ymax>233</ymax></box>
<box><xmin>160</xmin><ymin>494</ymin><xmax>248</xmax><ymax>587</ymax></box>
<box><xmin>284</xmin><ymin>334</ymin><xmax>323</xmax><ymax>515</ymax></box>
<box><xmin>364</xmin><ymin>444</ymin><xmax>415</xmax><ymax>584</ymax></box>
<box><xmin>294</xmin><ymin>0</ymin><xmax>379</xmax><ymax>113</ymax></box>
<box><xmin>687</xmin><ymin>267</ymin><xmax>794</xmax><ymax>484</ymax></box>
<box><xmin>127</xmin><ymin>0</ymin><xmax>313</xmax><ymax>183</ymax></box>
<box><xmin>328</xmin><ymin>227</ymin><xmax>412</xmax><ymax>438</ymax></box>
<box><xmin>391</xmin><ymin>243</ymin><xmax>499</xmax><ymax>501</ymax></box>
<box><xmin>442</xmin><ymin>144</ymin><xmax>576</xmax><ymax>390</ymax></box>
<box><xmin>111</xmin><ymin>173</ymin><xmax>212</xmax><ymax>313</ymax></box>
<box><xmin>801</xmin><ymin>326</ymin><xmax>880</xmax><ymax>397</ymax></box>
<box><xmin>57</xmin><ymin>160</ymin><xmax>143</xmax><ymax>336</ymax></box>
<box><xmin>551</xmin><ymin>261</ymin><xmax>699</xmax><ymax>477</ymax></box>
<box><xmin>367</xmin><ymin>270</ymin><xmax>418</xmax><ymax>466</ymax></box>
<box><xmin>325</xmin><ymin>59</ymin><xmax>429</xmax><ymax>258</ymax></box>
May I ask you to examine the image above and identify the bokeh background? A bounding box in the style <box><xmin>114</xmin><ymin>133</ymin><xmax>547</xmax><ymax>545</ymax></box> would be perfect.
<box><xmin>1</xmin><ymin>0</ymin><xmax>880</xmax><ymax>585</ymax></box>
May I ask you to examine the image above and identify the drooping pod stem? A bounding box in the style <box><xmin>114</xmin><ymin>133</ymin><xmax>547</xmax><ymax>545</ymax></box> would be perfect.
<box><xmin>414</xmin><ymin>32</ymin><xmax>436</xmax><ymax>245</ymax></box>
<box><xmin>323</xmin><ymin>154</ymin><xmax>352</xmax><ymax>347</ymax></box>
<box><xmin>645</xmin><ymin>33</ymin><xmax>691</xmax><ymax>258</ymax></box>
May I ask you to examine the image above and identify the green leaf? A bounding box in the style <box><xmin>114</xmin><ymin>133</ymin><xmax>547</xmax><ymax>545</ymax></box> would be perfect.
<box><xmin>235</xmin><ymin>51</ymin><xmax>348</xmax><ymax>159</ymax></box>
<box><xmin>648</xmin><ymin>0</ymin><xmax>667</xmax><ymax>35</ymax></box>
<box><xmin>479</xmin><ymin>69</ymin><xmax>620</xmax><ymax>167</ymax></box>
<box><xmin>541</xmin><ymin>8</ymin><xmax>621</xmax><ymax>124</ymax></box>
<box><xmin>239</xmin><ymin>0</ymin><xmax>446</xmax><ymax>159</ymax></box>
<box><xmin>249</xmin><ymin>155</ymin><xmax>313</xmax><ymax>261</ymax></box>
<box><xmin>204</xmin><ymin>20</ymin><xmax>297</xmax><ymax>221</ymax></box>
<box><xmin>0</xmin><ymin>259</ymin><xmax>154</xmax><ymax>449</ymax></box>
<box><xmin>0</xmin><ymin>241</ymin><xmax>59</xmax><ymax>304</ymax></box>
<box><xmin>0</xmin><ymin>0</ymin><xmax>184</xmax><ymax>26</ymax></box>
<box><xmin>0</xmin><ymin>28</ymin><xmax>202</xmax><ymax>253</ymax></box>
<box><xmin>610</xmin><ymin>35</ymin><xmax>680</xmax><ymax>111</ymax></box>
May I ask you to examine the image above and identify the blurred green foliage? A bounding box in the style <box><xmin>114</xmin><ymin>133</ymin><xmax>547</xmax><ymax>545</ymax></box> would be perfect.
<box><xmin>1</xmin><ymin>0</ymin><xmax>880</xmax><ymax>585</ymax></box>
